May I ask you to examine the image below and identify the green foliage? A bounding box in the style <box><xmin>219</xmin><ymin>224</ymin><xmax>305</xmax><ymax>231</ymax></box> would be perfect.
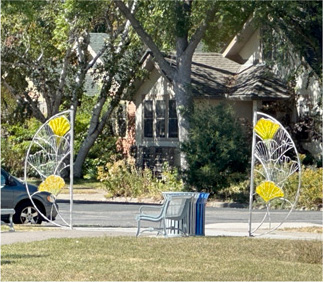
<box><xmin>254</xmin><ymin>1</ymin><xmax>322</xmax><ymax>79</ymax></box>
<box><xmin>1</xmin><ymin>118</ymin><xmax>41</xmax><ymax>176</ymax></box>
<box><xmin>2</xmin><ymin>0</ymin><xmax>145</xmax><ymax>179</ymax></box>
<box><xmin>220</xmin><ymin>164</ymin><xmax>323</xmax><ymax>210</ymax></box>
<box><xmin>136</xmin><ymin>0</ymin><xmax>253</xmax><ymax>52</ymax></box>
<box><xmin>81</xmin><ymin>137</ymin><xmax>119</xmax><ymax>180</ymax></box>
<box><xmin>285</xmin><ymin>166</ymin><xmax>323</xmax><ymax>210</ymax></box>
<box><xmin>217</xmin><ymin>179</ymin><xmax>250</xmax><ymax>204</ymax></box>
<box><xmin>97</xmin><ymin>157</ymin><xmax>183</xmax><ymax>199</ymax></box>
<box><xmin>1</xmin><ymin>0</ymin><xmax>73</xmax><ymax>120</ymax></box>
<box><xmin>1</xmin><ymin>87</ymin><xmax>32</xmax><ymax>124</ymax></box>
<box><xmin>181</xmin><ymin>104</ymin><xmax>250</xmax><ymax>194</ymax></box>
<box><xmin>73</xmin><ymin>96</ymin><xmax>120</xmax><ymax>180</ymax></box>
<box><xmin>203</xmin><ymin>1</ymin><xmax>254</xmax><ymax>52</ymax></box>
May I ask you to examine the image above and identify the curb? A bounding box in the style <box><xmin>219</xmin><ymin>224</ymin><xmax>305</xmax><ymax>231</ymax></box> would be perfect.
<box><xmin>57</xmin><ymin>193</ymin><xmax>247</xmax><ymax>208</ymax></box>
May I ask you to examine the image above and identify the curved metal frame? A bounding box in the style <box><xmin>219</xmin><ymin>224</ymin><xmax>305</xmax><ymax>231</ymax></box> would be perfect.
<box><xmin>248</xmin><ymin>111</ymin><xmax>301</xmax><ymax>236</ymax></box>
<box><xmin>24</xmin><ymin>107</ymin><xmax>74</xmax><ymax>228</ymax></box>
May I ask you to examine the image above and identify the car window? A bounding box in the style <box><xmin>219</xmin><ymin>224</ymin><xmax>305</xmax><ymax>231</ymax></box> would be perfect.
<box><xmin>1</xmin><ymin>174</ymin><xmax>6</xmax><ymax>188</ymax></box>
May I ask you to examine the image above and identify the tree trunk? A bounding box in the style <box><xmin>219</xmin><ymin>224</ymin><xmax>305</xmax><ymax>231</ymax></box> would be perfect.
<box><xmin>173</xmin><ymin>53</ymin><xmax>193</xmax><ymax>170</ymax></box>
<box><xmin>73</xmin><ymin>131</ymin><xmax>99</xmax><ymax>178</ymax></box>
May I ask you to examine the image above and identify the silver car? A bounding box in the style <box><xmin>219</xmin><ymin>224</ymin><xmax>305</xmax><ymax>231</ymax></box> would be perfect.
<box><xmin>1</xmin><ymin>168</ymin><xmax>58</xmax><ymax>224</ymax></box>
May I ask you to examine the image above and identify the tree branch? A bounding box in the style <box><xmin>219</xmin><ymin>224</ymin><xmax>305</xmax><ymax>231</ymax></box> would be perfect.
<box><xmin>2</xmin><ymin>80</ymin><xmax>46</xmax><ymax>122</ymax></box>
<box><xmin>54</xmin><ymin>45</ymin><xmax>72</xmax><ymax>115</ymax></box>
<box><xmin>185</xmin><ymin>4</ymin><xmax>217</xmax><ymax>57</ymax></box>
<box><xmin>114</xmin><ymin>0</ymin><xmax>176</xmax><ymax>80</ymax></box>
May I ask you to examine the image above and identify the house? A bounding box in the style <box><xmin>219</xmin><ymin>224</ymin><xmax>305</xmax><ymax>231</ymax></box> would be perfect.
<box><xmin>222</xmin><ymin>19</ymin><xmax>322</xmax><ymax>160</ymax></box>
<box><xmin>126</xmin><ymin>17</ymin><xmax>322</xmax><ymax>172</ymax></box>
<box><xmin>129</xmin><ymin>50</ymin><xmax>291</xmax><ymax>173</ymax></box>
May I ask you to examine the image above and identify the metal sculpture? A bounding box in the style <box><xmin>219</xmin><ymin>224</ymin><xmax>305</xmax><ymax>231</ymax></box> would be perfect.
<box><xmin>24</xmin><ymin>108</ymin><xmax>74</xmax><ymax>228</ymax></box>
<box><xmin>248</xmin><ymin>112</ymin><xmax>301</xmax><ymax>236</ymax></box>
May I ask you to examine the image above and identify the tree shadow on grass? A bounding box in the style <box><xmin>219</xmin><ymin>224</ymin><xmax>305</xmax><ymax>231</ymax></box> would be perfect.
<box><xmin>1</xmin><ymin>253</ymin><xmax>49</xmax><ymax>265</ymax></box>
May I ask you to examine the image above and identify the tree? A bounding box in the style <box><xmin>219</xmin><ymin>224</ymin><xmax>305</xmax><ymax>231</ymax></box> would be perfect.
<box><xmin>252</xmin><ymin>1</ymin><xmax>323</xmax><ymax>151</ymax></box>
<box><xmin>1</xmin><ymin>0</ymin><xmax>66</xmax><ymax>122</ymax></box>
<box><xmin>181</xmin><ymin>104</ymin><xmax>250</xmax><ymax>194</ymax></box>
<box><xmin>253</xmin><ymin>0</ymin><xmax>322</xmax><ymax>80</ymax></box>
<box><xmin>1</xmin><ymin>0</ymin><xmax>144</xmax><ymax>178</ymax></box>
<box><xmin>115</xmin><ymin>0</ymin><xmax>253</xmax><ymax>169</ymax></box>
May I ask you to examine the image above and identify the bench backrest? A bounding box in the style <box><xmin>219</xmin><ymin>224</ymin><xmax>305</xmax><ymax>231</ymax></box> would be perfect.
<box><xmin>164</xmin><ymin>195</ymin><xmax>192</xmax><ymax>220</ymax></box>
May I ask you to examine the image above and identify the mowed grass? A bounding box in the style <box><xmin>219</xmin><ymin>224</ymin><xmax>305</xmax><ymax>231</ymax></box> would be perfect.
<box><xmin>1</xmin><ymin>236</ymin><xmax>322</xmax><ymax>281</ymax></box>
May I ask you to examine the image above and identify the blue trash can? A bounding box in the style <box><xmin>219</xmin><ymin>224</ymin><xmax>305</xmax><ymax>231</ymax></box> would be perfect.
<box><xmin>195</xmin><ymin>192</ymin><xmax>210</xmax><ymax>236</ymax></box>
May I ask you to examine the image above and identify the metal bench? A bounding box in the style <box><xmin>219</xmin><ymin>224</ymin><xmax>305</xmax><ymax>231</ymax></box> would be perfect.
<box><xmin>1</xmin><ymin>209</ymin><xmax>15</xmax><ymax>231</ymax></box>
<box><xmin>135</xmin><ymin>195</ymin><xmax>192</xmax><ymax>237</ymax></box>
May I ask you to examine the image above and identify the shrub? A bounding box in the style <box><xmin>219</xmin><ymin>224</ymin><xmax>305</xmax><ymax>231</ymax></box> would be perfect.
<box><xmin>1</xmin><ymin>118</ymin><xmax>41</xmax><ymax>176</ymax></box>
<box><xmin>285</xmin><ymin>166</ymin><xmax>323</xmax><ymax>210</ymax></box>
<box><xmin>97</xmin><ymin>157</ymin><xmax>183</xmax><ymax>199</ymax></box>
<box><xmin>181</xmin><ymin>103</ymin><xmax>250</xmax><ymax>194</ymax></box>
<box><xmin>81</xmin><ymin>136</ymin><xmax>120</xmax><ymax>180</ymax></box>
<box><xmin>220</xmin><ymin>165</ymin><xmax>323</xmax><ymax>210</ymax></box>
<box><xmin>217</xmin><ymin>179</ymin><xmax>250</xmax><ymax>204</ymax></box>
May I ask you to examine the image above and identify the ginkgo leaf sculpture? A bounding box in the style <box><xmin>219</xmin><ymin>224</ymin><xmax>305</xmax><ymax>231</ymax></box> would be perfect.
<box><xmin>249</xmin><ymin>112</ymin><xmax>301</xmax><ymax>236</ymax></box>
<box><xmin>48</xmin><ymin>116</ymin><xmax>71</xmax><ymax>148</ymax></box>
<box><xmin>39</xmin><ymin>175</ymin><xmax>65</xmax><ymax>196</ymax></box>
<box><xmin>254</xmin><ymin>118</ymin><xmax>280</xmax><ymax>140</ymax></box>
<box><xmin>48</xmin><ymin>116</ymin><xmax>71</xmax><ymax>137</ymax></box>
<box><xmin>24</xmin><ymin>109</ymin><xmax>74</xmax><ymax>228</ymax></box>
<box><xmin>256</xmin><ymin>181</ymin><xmax>284</xmax><ymax>203</ymax></box>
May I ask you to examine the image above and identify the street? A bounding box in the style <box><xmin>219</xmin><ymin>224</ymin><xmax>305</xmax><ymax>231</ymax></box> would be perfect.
<box><xmin>49</xmin><ymin>200</ymin><xmax>323</xmax><ymax>228</ymax></box>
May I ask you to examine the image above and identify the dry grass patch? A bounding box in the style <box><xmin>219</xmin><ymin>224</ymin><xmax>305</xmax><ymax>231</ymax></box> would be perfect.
<box><xmin>281</xmin><ymin>226</ymin><xmax>323</xmax><ymax>233</ymax></box>
<box><xmin>1</xmin><ymin>236</ymin><xmax>322</xmax><ymax>281</ymax></box>
<box><xmin>1</xmin><ymin>224</ymin><xmax>56</xmax><ymax>232</ymax></box>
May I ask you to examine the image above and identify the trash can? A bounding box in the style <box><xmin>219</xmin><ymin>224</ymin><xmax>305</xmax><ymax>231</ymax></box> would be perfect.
<box><xmin>195</xmin><ymin>192</ymin><xmax>210</xmax><ymax>236</ymax></box>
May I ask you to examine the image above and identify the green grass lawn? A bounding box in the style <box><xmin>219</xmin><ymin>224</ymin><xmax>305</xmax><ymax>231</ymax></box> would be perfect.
<box><xmin>1</xmin><ymin>236</ymin><xmax>322</xmax><ymax>281</ymax></box>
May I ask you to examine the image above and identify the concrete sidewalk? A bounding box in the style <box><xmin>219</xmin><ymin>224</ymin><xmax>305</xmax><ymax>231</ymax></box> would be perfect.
<box><xmin>1</xmin><ymin>221</ymin><xmax>322</xmax><ymax>245</ymax></box>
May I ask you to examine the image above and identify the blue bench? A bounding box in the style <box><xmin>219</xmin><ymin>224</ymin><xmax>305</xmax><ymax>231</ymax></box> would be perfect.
<box><xmin>135</xmin><ymin>195</ymin><xmax>192</xmax><ymax>237</ymax></box>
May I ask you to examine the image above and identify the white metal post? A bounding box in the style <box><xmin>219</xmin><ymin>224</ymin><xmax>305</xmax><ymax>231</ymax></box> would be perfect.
<box><xmin>69</xmin><ymin>106</ymin><xmax>74</xmax><ymax>229</ymax></box>
<box><xmin>248</xmin><ymin>111</ymin><xmax>257</xmax><ymax>236</ymax></box>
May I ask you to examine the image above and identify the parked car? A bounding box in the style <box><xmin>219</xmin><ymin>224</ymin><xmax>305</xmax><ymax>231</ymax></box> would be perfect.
<box><xmin>1</xmin><ymin>168</ymin><xmax>58</xmax><ymax>224</ymax></box>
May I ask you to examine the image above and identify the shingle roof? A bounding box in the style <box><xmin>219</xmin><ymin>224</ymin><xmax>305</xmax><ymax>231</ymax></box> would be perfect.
<box><xmin>188</xmin><ymin>53</ymin><xmax>291</xmax><ymax>101</ymax></box>
<box><xmin>228</xmin><ymin>65</ymin><xmax>290</xmax><ymax>100</ymax></box>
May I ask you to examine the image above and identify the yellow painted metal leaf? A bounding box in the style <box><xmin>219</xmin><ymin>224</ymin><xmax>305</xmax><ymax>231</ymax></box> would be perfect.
<box><xmin>39</xmin><ymin>175</ymin><xmax>65</xmax><ymax>195</ymax></box>
<box><xmin>48</xmin><ymin>116</ymin><xmax>70</xmax><ymax>137</ymax></box>
<box><xmin>256</xmin><ymin>181</ymin><xmax>284</xmax><ymax>203</ymax></box>
<box><xmin>254</xmin><ymin>118</ymin><xmax>280</xmax><ymax>140</ymax></box>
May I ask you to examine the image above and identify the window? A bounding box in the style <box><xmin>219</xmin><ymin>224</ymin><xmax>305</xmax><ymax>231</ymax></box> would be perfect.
<box><xmin>156</xmin><ymin>101</ymin><xmax>166</xmax><ymax>138</ymax></box>
<box><xmin>144</xmin><ymin>101</ymin><xmax>153</xmax><ymax>138</ymax></box>
<box><xmin>144</xmin><ymin>98</ymin><xmax>178</xmax><ymax>139</ymax></box>
<box><xmin>168</xmin><ymin>100</ymin><xmax>178</xmax><ymax>138</ymax></box>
